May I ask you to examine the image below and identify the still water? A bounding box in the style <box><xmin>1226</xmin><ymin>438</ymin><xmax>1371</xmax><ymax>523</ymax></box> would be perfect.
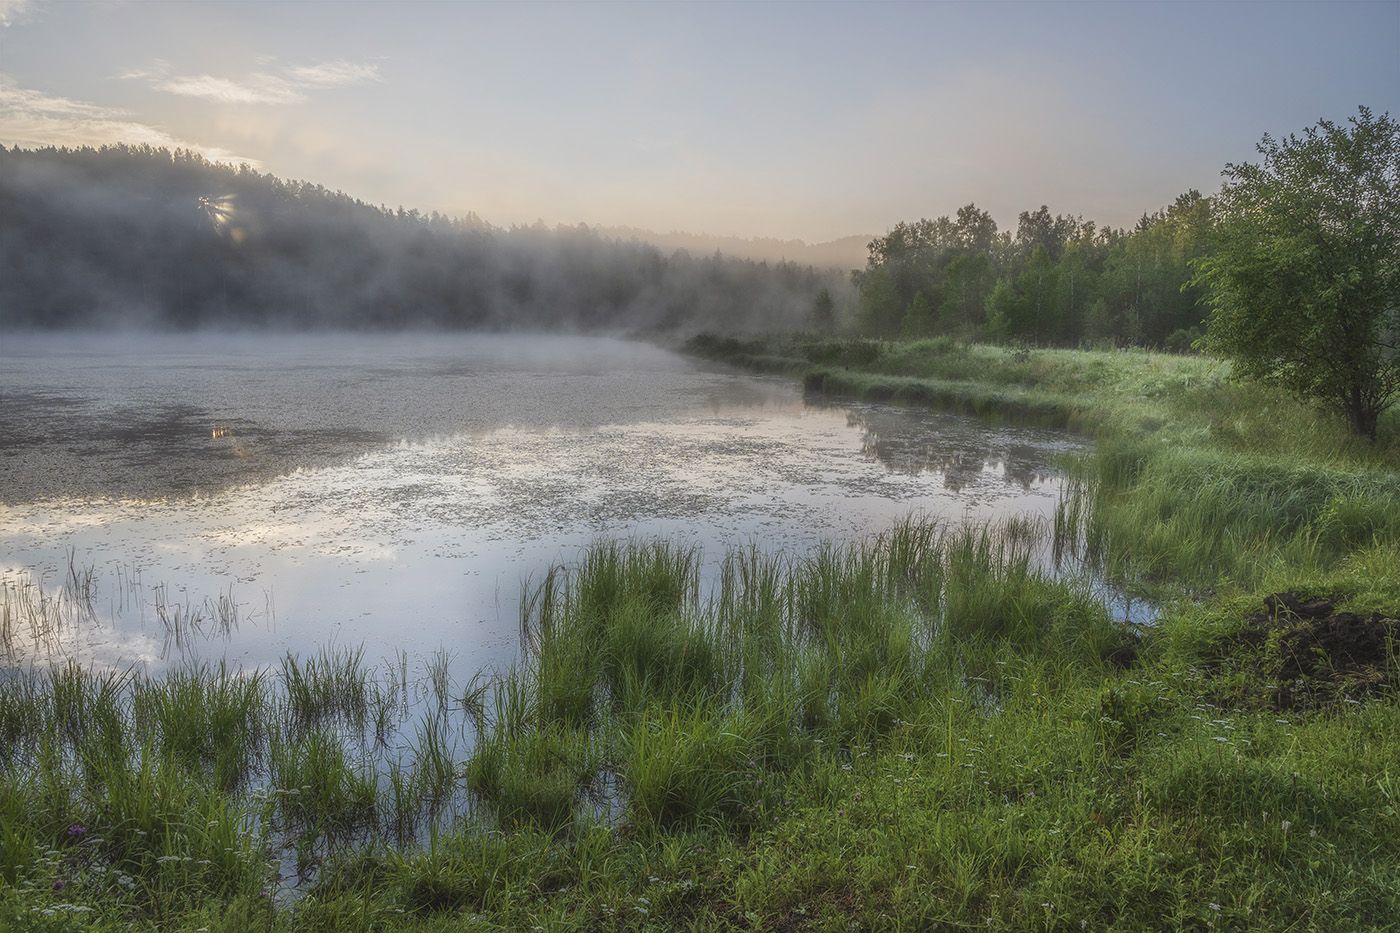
<box><xmin>1</xmin><ymin>333</ymin><xmax>1084</xmax><ymax>676</ymax></box>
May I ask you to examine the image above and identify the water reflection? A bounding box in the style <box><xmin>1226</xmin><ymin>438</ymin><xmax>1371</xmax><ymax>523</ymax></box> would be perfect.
<box><xmin>835</xmin><ymin>403</ymin><xmax>1073</xmax><ymax>489</ymax></box>
<box><xmin>1</xmin><ymin>333</ymin><xmax>1094</xmax><ymax>677</ymax></box>
<box><xmin>1</xmin><ymin>333</ymin><xmax>799</xmax><ymax>504</ymax></box>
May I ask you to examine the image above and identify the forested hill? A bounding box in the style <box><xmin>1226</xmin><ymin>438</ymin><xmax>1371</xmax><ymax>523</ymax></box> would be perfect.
<box><xmin>0</xmin><ymin>145</ymin><xmax>847</xmax><ymax>332</ymax></box>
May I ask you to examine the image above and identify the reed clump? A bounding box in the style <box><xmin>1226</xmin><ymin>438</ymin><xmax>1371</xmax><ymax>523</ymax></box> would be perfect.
<box><xmin>456</xmin><ymin>523</ymin><xmax>1124</xmax><ymax>840</ymax></box>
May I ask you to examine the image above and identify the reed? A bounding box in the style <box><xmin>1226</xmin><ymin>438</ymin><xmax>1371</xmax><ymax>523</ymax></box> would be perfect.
<box><xmin>280</xmin><ymin>645</ymin><xmax>370</xmax><ymax>735</ymax></box>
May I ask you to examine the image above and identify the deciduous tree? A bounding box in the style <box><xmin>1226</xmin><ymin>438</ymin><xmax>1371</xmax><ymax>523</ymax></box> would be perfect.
<box><xmin>1193</xmin><ymin>107</ymin><xmax>1400</xmax><ymax>440</ymax></box>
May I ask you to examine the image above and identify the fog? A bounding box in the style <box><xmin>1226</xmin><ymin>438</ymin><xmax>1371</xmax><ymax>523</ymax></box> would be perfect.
<box><xmin>0</xmin><ymin>330</ymin><xmax>792</xmax><ymax>502</ymax></box>
<box><xmin>0</xmin><ymin>144</ymin><xmax>854</xmax><ymax>333</ymax></box>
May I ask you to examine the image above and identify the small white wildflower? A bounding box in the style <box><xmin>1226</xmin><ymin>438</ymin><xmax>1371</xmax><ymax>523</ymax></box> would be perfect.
<box><xmin>1209</xmin><ymin>903</ymin><xmax>1222</xmax><ymax>912</ymax></box>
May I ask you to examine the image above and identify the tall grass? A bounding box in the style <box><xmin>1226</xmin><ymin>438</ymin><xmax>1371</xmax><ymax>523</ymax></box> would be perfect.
<box><xmin>1057</xmin><ymin>436</ymin><xmax>1400</xmax><ymax>589</ymax></box>
<box><xmin>461</xmin><ymin>523</ymin><xmax>1125</xmax><ymax>837</ymax></box>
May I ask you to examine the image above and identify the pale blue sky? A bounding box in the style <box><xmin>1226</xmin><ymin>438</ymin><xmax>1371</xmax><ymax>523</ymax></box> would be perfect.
<box><xmin>2</xmin><ymin>0</ymin><xmax>1396</xmax><ymax>240</ymax></box>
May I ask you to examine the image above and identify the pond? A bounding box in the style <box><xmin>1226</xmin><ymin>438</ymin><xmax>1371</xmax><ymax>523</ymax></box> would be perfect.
<box><xmin>1</xmin><ymin>332</ymin><xmax>1086</xmax><ymax>677</ymax></box>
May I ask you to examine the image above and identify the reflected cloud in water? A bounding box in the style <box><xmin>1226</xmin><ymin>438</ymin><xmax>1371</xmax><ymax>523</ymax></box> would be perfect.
<box><xmin>2</xmin><ymin>333</ymin><xmax>1093</xmax><ymax>678</ymax></box>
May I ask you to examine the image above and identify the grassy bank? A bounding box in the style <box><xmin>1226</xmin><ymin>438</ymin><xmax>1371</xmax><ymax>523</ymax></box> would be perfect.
<box><xmin>684</xmin><ymin>334</ymin><xmax>1400</xmax><ymax>461</ymax></box>
<box><xmin>688</xmin><ymin>334</ymin><xmax>1400</xmax><ymax>590</ymax></box>
<box><xmin>3</xmin><ymin>337</ymin><xmax>1398</xmax><ymax>930</ymax></box>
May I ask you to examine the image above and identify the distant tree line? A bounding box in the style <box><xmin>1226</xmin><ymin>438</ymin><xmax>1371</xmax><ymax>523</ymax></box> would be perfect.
<box><xmin>0</xmin><ymin>144</ymin><xmax>848</xmax><ymax>333</ymax></box>
<box><xmin>851</xmin><ymin>194</ymin><xmax>1214</xmax><ymax>350</ymax></box>
<box><xmin>851</xmin><ymin>106</ymin><xmax>1398</xmax><ymax>440</ymax></box>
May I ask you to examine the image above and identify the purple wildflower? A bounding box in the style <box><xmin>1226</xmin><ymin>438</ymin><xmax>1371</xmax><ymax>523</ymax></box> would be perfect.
<box><xmin>66</xmin><ymin>823</ymin><xmax>87</xmax><ymax>839</ymax></box>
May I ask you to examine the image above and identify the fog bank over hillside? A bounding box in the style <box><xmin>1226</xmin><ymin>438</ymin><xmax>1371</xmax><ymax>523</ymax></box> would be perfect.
<box><xmin>593</xmin><ymin>226</ymin><xmax>872</xmax><ymax>271</ymax></box>
<box><xmin>0</xmin><ymin>145</ymin><xmax>853</xmax><ymax>333</ymax></box>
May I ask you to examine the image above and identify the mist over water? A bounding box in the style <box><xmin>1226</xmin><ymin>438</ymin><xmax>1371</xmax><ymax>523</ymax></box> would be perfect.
<box><xmin>1</xmin><ymin>333</ymin><xmax>1083</xmax><ymax>678</ymax></box>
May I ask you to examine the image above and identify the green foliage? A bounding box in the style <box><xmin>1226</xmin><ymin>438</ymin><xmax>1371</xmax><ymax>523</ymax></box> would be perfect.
<box><xmin>810</xmin><ymin>286</ymin><xmax>837</xmax><ymax>332</ymax></box>
<box><xmin>853</xmin><ymin>192</ymin><xmax>1212</xmax><ymax>349</ymax></box>
<box><xmin>624</xmin><ymin>706</ymin><xmax>765</xmax><ymax>830</ymax></box>
<box><xmin>900</xmin><ymin>290</ymin><xmax>935</xmax><ymax>337</ymax></box>
<box><xmin>463</xmin><ymin>723</ymin><xmax>596</xmax><ymax>830</ymax></box>
<box><xmin>1193</xmin><ymin>106</ymin><xmax>1400</xmax><ymax>440</ymax></box>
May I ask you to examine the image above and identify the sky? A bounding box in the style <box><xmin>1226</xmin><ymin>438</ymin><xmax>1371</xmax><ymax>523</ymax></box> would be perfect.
<box><xmin>1</xmin><ymin>0</ymin><xmax>1396</xmax><ymax>242</ymax></box>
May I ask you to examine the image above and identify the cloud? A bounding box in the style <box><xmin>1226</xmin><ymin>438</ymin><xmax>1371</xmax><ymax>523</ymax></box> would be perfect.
<box><xmin>154</xmin><ymin>74</ymin><xmax>305</xmax><ymax>105</ymax></box>
<box><xmin>0</xmin><ymin>76</ymin><xmax>256</xmax><ymax>164</ymax></box>
<box><xmin>285</xmin><ymin>60</ymin><xmax>381</xmax><ymax>88</ymax></box>
<box><xmin>116</xmin><ymin>60</ymin><xmax>172</xmax><ymax>82</ymax></box>
<box><xmin>0</xmin><ymin>0</ymin><xmax>31</xmax><ymax>28</ymax></box>
<box><xmin>124</xmin><ymin>58</ymin><xmax>381</xmax><ymax>105</ymax></box>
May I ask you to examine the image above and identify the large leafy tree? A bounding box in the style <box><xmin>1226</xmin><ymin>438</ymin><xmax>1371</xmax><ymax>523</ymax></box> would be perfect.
<box><xmin>1193</xmin><ymin>107</ymin><xmax>1400</xmax><ymax>440</ymax></box>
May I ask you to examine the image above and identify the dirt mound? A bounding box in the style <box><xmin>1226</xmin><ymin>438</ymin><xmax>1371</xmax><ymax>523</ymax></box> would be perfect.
<box><xmin>1215</xmin><ymin>592</ymin><xmax>1398</xmax><ymax>710</ymax></box>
